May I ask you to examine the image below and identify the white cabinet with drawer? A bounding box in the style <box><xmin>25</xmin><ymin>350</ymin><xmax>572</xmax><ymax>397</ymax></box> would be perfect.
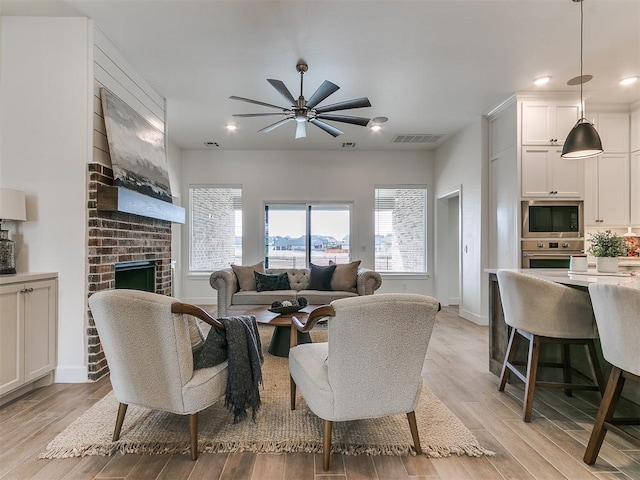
<box><xmin>584</xmin><ymin>154</ymin><xmax>630</xmax><ymax>227</ymax></box>
<box><xmin>0</xmin><ymin>273</ymin><xmax>57</xmax><ymax>399</ymax></box>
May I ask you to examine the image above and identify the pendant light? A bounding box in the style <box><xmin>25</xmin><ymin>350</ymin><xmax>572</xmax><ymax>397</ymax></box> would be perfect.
<box><xmin>561</xmin><ymin>0</ymin><xmax>603</xmax><ymax>159</ymax></box>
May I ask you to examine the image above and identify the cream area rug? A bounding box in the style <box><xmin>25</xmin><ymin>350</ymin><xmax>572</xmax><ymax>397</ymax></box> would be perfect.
<box><xmin>41</xmin><ymin>327</ymin><xmax>493</xmax><ymax>459</ymax></box>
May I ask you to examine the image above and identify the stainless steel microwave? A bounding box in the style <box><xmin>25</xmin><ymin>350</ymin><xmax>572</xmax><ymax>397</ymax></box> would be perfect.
<box><xmin>521</xmin><ymin>200</ymin><xmax>583</xmax><ymax>238</ymax></box>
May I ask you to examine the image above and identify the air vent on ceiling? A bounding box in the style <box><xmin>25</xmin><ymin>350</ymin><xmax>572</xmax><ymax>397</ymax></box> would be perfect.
<box><xmin>391</xmin><ymin>134</ymin><xmax>443</xmax><ymax>144</ymax></box>
<box><xmin>204</xmin><ymin>141</ymin><xmax>220</xmax><ymax>147</ymax></box>
<box><xmin>342</xmin><ymin>142</ymin><xmax>357</xmax><ymax>148</ymax></box>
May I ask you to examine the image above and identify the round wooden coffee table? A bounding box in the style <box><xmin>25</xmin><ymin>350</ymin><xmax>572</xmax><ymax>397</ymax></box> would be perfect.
<box><xmin>244</xmin><ymin>305</ymin><xmax>318</xmax><ymax>357</ymax></box>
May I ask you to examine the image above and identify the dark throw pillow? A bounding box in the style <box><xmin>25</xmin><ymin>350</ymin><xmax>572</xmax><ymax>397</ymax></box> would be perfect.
<box><xmin>254</xmin><ymin>271</ymin><xmax>291</xmax><ymax>292</ymax></box>
<box><xmin>308</xmin><ymin>263</ymin><xmax>337</xmax><ymax>291</ymax></box>
<box><xmin>193</xmin><ymin>327</ymin><xmax>227</xmax><ymax>370</ymax></box>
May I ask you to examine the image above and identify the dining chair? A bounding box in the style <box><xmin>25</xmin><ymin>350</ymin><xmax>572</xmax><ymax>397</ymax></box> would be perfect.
<box><xmin>583</xmin><ymin>283</ymin><xmax>640</xmax><ymax>464</ymax></box>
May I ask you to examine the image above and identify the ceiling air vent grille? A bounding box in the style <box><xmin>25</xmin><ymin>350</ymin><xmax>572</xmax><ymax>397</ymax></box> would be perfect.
<box><xmin>203</xmin><ymin>141</ymin><xmax>220</xmax><ymax>147</ymax></box>
<box><xmin>342</xmin><ymin>142</ymin><xmax>357</xmax><ymax>148</ymax></box>
<box><xmin>392</xmin><ymin>134</ymin><xmax>443</xmax><ymax>144</ymax></box>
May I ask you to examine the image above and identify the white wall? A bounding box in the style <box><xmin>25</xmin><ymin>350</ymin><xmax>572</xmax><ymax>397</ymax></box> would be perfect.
<box><xmin>434</xmin><ymin>119</ymin><xmax>489</xmax><ymax>325</ymax></box>
<box><xmin>0</xmin><ymin>16</ymin><xmax>93</xmax><ymax>382</ymax></box>
<box><xmin>179</xmin><ymin>149</ymin><xmax>436</xmax><ymax>305</ymax></box>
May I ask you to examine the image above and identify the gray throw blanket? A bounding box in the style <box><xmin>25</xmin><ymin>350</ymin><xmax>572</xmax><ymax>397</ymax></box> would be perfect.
<box><xmin>192</xmin><ymin>315</ymin><xmax>263</xmax><ymax>423</ymax></box>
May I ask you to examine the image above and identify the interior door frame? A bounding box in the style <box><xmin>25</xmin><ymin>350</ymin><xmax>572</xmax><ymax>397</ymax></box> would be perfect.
<box><xmin>435</xmin><ymin>185</ymin><xmax>462</xmax><ymax>307</ymax></box>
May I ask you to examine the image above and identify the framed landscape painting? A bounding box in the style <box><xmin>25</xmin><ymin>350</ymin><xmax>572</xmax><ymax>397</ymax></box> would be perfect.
<box><xmin>101</xmin><ymin>88</ymin><xmax>172</xmax><ymax>203</ymax></box>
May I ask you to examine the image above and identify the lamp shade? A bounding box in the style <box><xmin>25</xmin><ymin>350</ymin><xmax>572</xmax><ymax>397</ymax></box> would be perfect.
<box><xmin>0</xmin><ymin>188</ymin><xmax>27</xmax><ymax>221</ymax></box>
<box><xmin>561</xmin><ymin>119</ymin><xmax>604</xmax><ymax>159</ymax></box>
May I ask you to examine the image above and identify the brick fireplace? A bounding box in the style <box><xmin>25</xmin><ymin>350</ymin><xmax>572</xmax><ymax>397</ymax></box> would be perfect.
<box><xmin>86</xmin><ymin>163</ymin><xmax>173</xmax><ymax>380</ymax></box>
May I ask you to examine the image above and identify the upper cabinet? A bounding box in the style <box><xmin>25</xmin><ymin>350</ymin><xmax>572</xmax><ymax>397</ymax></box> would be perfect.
<box><xmin>589</xmin><ymin>112</ymin><xmax>629</xmax><ymax>153</ymax></box>
<box><xmin>521</xmin><ymin>147</ymin><xmax>584</xmax><ymax>198</ymax></box>
<box><xmin>521</xmin><ymin>100</ymin><xmax>580</xmax><ymax>146</ymax></box>
<box><xmin>630</xmin><ymin>108</ymin><xmax>640</xmax><ymax>153</ymax></box>
<box><xmin>584</xmin><ymin>154</ymin><xmax>630</xmax><ymax>227</ymax></box>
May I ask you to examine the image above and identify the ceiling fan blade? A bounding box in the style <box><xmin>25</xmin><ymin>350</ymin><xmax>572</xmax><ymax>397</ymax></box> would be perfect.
<box><xmin>310</xmin><ymin>119</ymin><xmax>343</xmax><ymax>137</ymax></box>
<box><xmin>233</xmin><ymin>113</ymin><xmax>289</xmax><ymax>117</ymax></box>
<box><xmin>258</xmin><ymin>117</ymin><xmax>294</xmax><ymax>133</ymax></box>
<box><xmin>316</xmin><ymin>113</ymin><xmax>370</xmax><ymax>127</ymax></box>
<box><xmin>305</xmin><ymin>80</ymin><xmax>340</xmax><ymax>109</ymax></box>
<box><xmin>314</xmin><ymin>97</ymin><xmax>372</xmax><ymax>113</ymax></box>
<box><xmin>229</xmin><ymin>95</ymin><xmax>288</xmax><ymax>111</ymax></box>
<box><xmin>267</xmin><ymin>79</ymin><xmax>297</xmax><ymax>105</ymax></box>
<box><xmin>295</xmin><ymin>121</ymin><xmax>307</xmax><ymax>139</ymax></box>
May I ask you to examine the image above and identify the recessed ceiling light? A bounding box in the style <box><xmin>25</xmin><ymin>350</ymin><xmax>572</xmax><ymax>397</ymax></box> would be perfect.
<box><xmin>534</xmin><ymin>76</ymin><xmax>551</xmax><ymax>86</ymax></box>
<box><xmin>225</xmin><ymin>124</ymin><xmax>237</xmax><ymax>131</ymax></box>
<box><xmin>370</xmin><ymin>125</ymin><xmax>382</xmax><ymax>131</ymax></box>
<box><xmin>620</xmin><ymin>76</ymin><xmax>639</xmax><ymax>86</ymax></box>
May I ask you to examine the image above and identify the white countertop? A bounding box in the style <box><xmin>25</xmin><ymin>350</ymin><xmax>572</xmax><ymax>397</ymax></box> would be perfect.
<box><xmin>486</xmin><ymin>268</ymin><xmax>640</xmax><ymax>289</ymax></box>
<box><xmin>0</xmin><ymin>272</ymin><xmax>58</xmax><ymax>285</ymax></box>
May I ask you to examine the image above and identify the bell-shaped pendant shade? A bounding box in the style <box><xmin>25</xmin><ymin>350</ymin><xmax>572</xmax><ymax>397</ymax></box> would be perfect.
<box><xmin>561</xmin><ymin>118</ymin><xmax>603</xmax><ymax>159</ymax></box>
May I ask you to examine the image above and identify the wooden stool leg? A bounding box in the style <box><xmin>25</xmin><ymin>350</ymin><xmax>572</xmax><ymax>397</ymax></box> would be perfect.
<box><xmin>584</xmin><ymin>367</ymin><xmax>625</xmax><ymax>465</ymax></box>
<box><xmin>113</xmin><ymin>402</ymin><xmax>128</xmax><ymax>441</ymax></box>
<box><xmin>586</xmin><ymin>340</ymin><xmax>606</xmax><ymax>397</ymax></box>
<box><xmin>499</xmin><ymin>328</ymin><xmax>520</xmax><ymax>392</ymax></box>
<box><xmin>562</xmin><ymin>343</ymin><xmax>573</xmax><ymax>397</ymax></box>
<box><xmin>523</xmin><ymin>335</ymin><xmax>540</xmax><ymax>422</ymax></box>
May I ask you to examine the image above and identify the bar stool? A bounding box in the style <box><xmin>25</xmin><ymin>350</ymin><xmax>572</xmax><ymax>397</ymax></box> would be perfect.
<box><xmin>583</xmin><ymin>283</ymin><xmax>640</xmax><ymax>465</ymax></box>
<box><xmin>496</xmin><ymin>270</ymin><xmax>604</xmax><ymax>422</ymax></box>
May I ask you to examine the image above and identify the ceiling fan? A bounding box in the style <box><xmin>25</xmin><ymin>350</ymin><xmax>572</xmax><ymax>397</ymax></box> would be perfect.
<box><xmin>230</xmin><ymin>61</ymin><xmax>372</xmax><ymax>139</ymax></box>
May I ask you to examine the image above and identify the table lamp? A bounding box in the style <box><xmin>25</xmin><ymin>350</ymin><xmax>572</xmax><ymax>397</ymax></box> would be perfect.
<box><xmin>0</xmin><ymin>188</ymin><xmax>27</xmax><ymax>274</ymax></box>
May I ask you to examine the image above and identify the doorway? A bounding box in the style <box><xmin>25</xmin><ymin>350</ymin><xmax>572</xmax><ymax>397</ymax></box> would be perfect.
<box><xmin>435</xmin><ymin>187</ymin><xmax>462</xmax><ymax>306</ymax></box>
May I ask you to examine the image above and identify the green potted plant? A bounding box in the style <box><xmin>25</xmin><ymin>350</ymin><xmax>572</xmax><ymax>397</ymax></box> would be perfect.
<box><xmin>587</xmin><ymin>230</ymin><xmax>627</xmax><ymax>273</ymax></box>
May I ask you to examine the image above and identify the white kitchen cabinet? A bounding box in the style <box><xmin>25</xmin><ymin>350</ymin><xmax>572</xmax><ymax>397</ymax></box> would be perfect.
<box><xmin>630</xmin><ymin>108</ymin><xmax>640</xmax><ymax>153</ymax></box>
<box><xmin>0</xmin><ymin>273</ymin><xmax>57</xmax><ymax>398</ymax></box>
<box><xmin>590</xmin><ymin>112</ymin><xmax>629</xmax><ymax>153</ymax></box>
<box><xmin>521</xmin><ymin>100</ymin><xmax>580</xmax><ymax>146</ymax></box>
<box><xmin>584</xmin><ymin>154</ymin><xmax>630</xmax><ymax>227</ymax></box>
<box><xmin>631</xmin><ymin>151</ymin><xmax>640</xmax><ymax>226</ymax></box>
<box><xmin>521</xmin><ymin>147</ymin><xmax>584</xmax><ymax>198</ymax></box>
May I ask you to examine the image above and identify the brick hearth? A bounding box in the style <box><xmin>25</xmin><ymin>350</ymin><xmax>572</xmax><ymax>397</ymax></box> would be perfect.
<box><xmin>86</xmin><ymin>163</ymin><xmax>173</xmax><ymax>380</ymax></box>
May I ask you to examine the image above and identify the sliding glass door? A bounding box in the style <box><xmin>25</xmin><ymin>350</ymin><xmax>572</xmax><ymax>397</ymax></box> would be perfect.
<box><xmin>265</xmin><ymin>203</ymin><xmax>351</xmax><ymax>268</ymax></box>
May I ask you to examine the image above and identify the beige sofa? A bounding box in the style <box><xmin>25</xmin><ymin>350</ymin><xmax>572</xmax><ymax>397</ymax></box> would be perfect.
<box><xmin>210</xmin><ymin>266</ymin><xmax>382</xmax><ymax>317</ymax></box>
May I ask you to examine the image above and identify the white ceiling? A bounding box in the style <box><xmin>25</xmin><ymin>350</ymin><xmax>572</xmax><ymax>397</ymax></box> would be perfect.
<box><xmin>3</xmin><ymin>0</ymin><xmax>639</xmax><ymax>151</ymax></box>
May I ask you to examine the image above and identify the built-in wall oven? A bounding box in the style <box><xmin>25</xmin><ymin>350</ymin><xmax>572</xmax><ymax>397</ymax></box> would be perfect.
<box><xmin>521</xmin><ymin>239</ymin><xmax>585</xmax><ymax>268</ymax></box>
<box><xmin>521</xmin><ymin>201</ymin><xmax>584</xmax><ymax>268</ymax></box>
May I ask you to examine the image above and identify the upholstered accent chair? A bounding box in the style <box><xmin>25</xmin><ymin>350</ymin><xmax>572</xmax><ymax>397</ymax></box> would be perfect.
<box><xmin>583</xmin><ymin>283</ymin><xmax>640</xmax><ymax>464</ymax></box>
<box><xmin>496</xmin><ymin>270</ymin><xmax>604</xmax><ymax>422</ymax></box>
<box><xmin>288</xmin><ymin>293</ymin><xmax>440</xmax><ymax>470</ymax></box>
<box><xmin>88</xmin><ymin>289</ymin><xmax>228</xmax><ymax>460</ymax></box>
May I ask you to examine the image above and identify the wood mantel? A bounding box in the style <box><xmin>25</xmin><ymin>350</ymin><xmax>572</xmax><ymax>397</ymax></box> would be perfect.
<box><xmin>97</xmin><ymin>185</ymin><xmax>185</xmax><ymax>223</ymax></box>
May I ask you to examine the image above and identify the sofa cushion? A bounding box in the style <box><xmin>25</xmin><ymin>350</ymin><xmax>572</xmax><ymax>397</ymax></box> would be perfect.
<box><xmin>232</xmin><ymin>290</ymin><xmax>297</xmax><ymax>306</ymax></box>
<box><xmin>329</xmin><ymin>260</ymin><xmax>361</xmax><ymax>293</ymax></box>
<box><xmin>298</xmin><ymin>290</ymin><xmax>359</xmax><ymax>305</ymax></box>
<box><xmin>308</xmin><ymin>263</ymin><xmax>337</xmax><ymax>291</ymax></box>
<box><xmin>255</xmin><ymin>271</ymin><xmax>291</xmax><ymax>292</ymax></box>
<box><xmin>231</xmin><ymin>262</ymin><xmax>265</xmax><ymax>291</ymax></box>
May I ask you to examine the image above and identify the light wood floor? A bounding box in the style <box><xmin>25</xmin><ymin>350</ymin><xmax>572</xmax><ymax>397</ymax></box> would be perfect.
<box><xmin>1</xmin><ymin>306</ymin><xmax>639</xmax><ymax>480</ymax></box>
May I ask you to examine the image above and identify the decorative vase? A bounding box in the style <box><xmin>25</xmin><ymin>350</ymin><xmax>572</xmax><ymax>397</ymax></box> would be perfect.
<box><xmin>595</xmin><ymin>256</ymin><xmax>618</xmax><ymax>274</ymax></box>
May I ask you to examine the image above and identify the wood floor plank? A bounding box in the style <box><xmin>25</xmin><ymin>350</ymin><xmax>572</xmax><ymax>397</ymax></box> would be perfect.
<box><xmin>186</xmin><ymin>453</ymin><xmax>228</xmax><ymax>479</ymax></box>
<box><xmin>401</xmin><ymin>453</ymin><xmax>440</xmax><ymax>477</ymax></box>
<box><xmin>429</xmin><ymin>456</ymin><xmax>474</xmax><ymax>480</ymax></box>
<box><xmin>567</xmin><ymin>430</ymin><xmax>640</xmax><ymax>479</ymax></box>
<box><xmin>155</xmin><ymin>454</ymin><xmax>197</xmax><ymax>480</ymax></box>
<box><xmin>219</xmin><ymin>452</ymin><xmax>256</xmax><ymax>480</ymax></box>
<box><xmin>250</xmin><ymin>453</ymin><xmax>285</xmax><ymax>480</ymax></box>
<box><xmin>469</xmin><ymin>428</ymin><xmax>536</xmax><ymax>480</ymax></box>
<box><xmin>124</xmin><ymin>454</ymin><xmax>171</xmax><ymax>480</ymax></box>
<box><xmin>283</xmin><ymin>452</ymin><xmax>315</xmax><ymax>479</ymax></box>
<box><xmin>343</xmin><ymin>454</ymin><xmax>379</xmax><ymax>480</ymax></box>
<box><xmin>313</xmin><ymin>453</ymin><xmax>345</xmax><ymax>476</ymax></box>
<box><xmin>94</xmin><ymin>453</ymin><xmax>142</xmax><ymax>478</ymax></box>
<box><xmin>371</xmin><ymin>455</ymin><xmax>409</xmax><ymax>480</ymax></box>
<box><xmin>59</xmin><ymin>455</ymin><xmax>112</xmax><ymax>480</ymax></box>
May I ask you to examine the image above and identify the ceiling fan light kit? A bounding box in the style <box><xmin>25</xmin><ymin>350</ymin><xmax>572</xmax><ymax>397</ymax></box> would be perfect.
<box><xmin>561</xmin><ymin>0</ymin><xmax>603</xmax><ymax>159</ymax></box>
<box><xmin>230</xmin><ymin>61</ymin><xmax>372</xmax><ymax>139</ymax></box>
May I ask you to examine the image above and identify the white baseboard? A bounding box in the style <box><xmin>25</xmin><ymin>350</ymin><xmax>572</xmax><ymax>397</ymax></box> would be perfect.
<box><xmin>55</xmin><ymin>366</ymin><xmax>89</xmax><ymax>383</ymax></box>
<box><xmin>448</xmin><ymin>297</ymin><xmax>460</xmax><ymax>305</ymax></box>
<box><xmin>459</xmin><ymin>308</ymin><xmax>488</xmax><ymax>326</ymax></box>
